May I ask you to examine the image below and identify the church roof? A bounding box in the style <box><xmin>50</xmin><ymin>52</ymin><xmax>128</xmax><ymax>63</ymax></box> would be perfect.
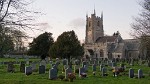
<box><xmin>113</xmin><ymin>43</ymin><xmax>124</xmax><ymax>53</ymax></box>
<box><xmin>108</xmin><ymin>43</ymin><xmax>124</xmax><ymax>53</ymax></box>
<box><xmin>95</xmin><ymin>36</ymin><xmax>117</xmax><ymax>43</ymax></box>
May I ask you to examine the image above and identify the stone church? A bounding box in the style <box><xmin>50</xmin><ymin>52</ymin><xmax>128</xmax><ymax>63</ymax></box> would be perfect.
<box><xmin>84</xmin><ymin>11</ymin><xmax>140</xmax><ymax>60</ymax></box>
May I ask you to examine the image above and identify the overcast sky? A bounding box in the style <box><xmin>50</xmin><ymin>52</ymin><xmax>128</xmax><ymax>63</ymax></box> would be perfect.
<box><xmin>27</xmin><ymin>0</ymin><xmax>142</xmax><ymax>42</ymax></box>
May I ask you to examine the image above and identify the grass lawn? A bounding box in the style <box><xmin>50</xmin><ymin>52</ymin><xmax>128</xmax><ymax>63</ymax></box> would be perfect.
<box><xmin>0</xmin><ymin>58</ymin><xmax>150</xmax><ymax>84</ymax></box>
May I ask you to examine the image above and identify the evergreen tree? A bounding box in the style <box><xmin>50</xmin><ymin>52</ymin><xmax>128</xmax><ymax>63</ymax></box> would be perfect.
<box><xmin>28</xmin><ymin>32</ymin><xmax>54</xmax><ymax>58</ymax></box>
<box><xmin>49</xmin><ymin>30</ymin><xmax>84</xmax><ymax>62</ymax></box>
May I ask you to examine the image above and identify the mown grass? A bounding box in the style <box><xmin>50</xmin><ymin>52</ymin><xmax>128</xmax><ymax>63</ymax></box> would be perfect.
<box><xmin>0</xmin><ymin>58</ymin><xmax>150</xmax><ymax>84</ymax></box>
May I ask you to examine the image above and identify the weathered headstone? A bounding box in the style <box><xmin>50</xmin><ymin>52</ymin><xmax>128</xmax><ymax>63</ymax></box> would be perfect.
<box><xmin>39</xmin><ymin>65</ymin><xmax>45</xmax><ymax>74</ymax></box>
<box><xmin>31</xmin><ymin>62</ymin><xmax>36</xmax><ymax>71</ymax></box>
<box><xmin>82</xmin><ymin>61</ymin><xmax>86</xmax><ymax>67</ymax></box>
<box><xmin>20</xmin><ymin>62</ymin><xmax>25</xmax><ymax>73</ymax></box>
<box><xmin>74</xmin><ymin>60</ymin><xmax>80</xmax><ymax>65</ymax></box>
<box><xmin>40</xmin><ymin>60</ymin><xmax>46</xmax><ymax>69</ymax></box>
<box><xmin>49</xmin><ymin>68</ymin><xmax>57</xmax><ymax>80</ymax></box>
<box><xmin>25</xmin><ymin>57</ymin><xmax>29</xmax><ymax>65</ymax></box>
<box><xmin>84</xmin><ymin>65</ymin><xmax>88</xmax><ymax>72</ymax></box>
<box><xmin>65</xmin><ymin>68</ymin><xmax>72</xmax><ymax>79</ymax></box>
<box><xmin>138</xmin><ymin>69</ymin><xmax>143</xmax><ymax>78</ymax></box>
<box><xmin>92</xmin><ymin>64</ymin><xmax>96</xmax><ymax>71</ymax></box>
<box><xmin>100</xmin><ymin>64</ymin><xmax>104</xmax><ymax>71</ymax></box>
<box><xmin>15</xmin><ymin>57</ymin><xmax>19</xmax><ymax>63</ymax></box>
<box><xmin>55</xmin><ymin>61</ymin><xmax>60</xmax><ymax>67</ymax></box>
<box><xmin>7</xmin><ymin>62</ymin><xmax>15</xmax><ymax>72</ymax></box>
<box><xmin>25</xmin><ymin>66</ymin><xmax>32</xmax><ymax>75</ymax></box>
<box><xmin>112</xmin><ymin>62</ymin><xmax>116</xmax><ymax>67</ymax></box>
<box><xmin>62</xmin><ymin>59</ymin><xmax>68</xmax><ymax>65</ymax></box>
<box><xmin>129</xmin><ymin>68</ymin><xmax>134</xmax><ymax>78</ymax></box>
<box><xmin>74</xmin><ymin>65</ymin><xmax>79</xmax><ymax>73</ymax></box>
<box><xmin>79</xmin><ymin>67</ymin><xmax>85</xmax><ymax>77</ymax></box>
<box><xmin>102</xmin><ymin>67</ymin><xmax>107</xmax><ymax>76</ymax></box>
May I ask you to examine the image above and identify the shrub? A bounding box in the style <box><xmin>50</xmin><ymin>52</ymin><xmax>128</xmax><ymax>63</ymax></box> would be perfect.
<box><xmin>68</xmin><ymin>73</ymin><xmax>76</xmax><ymax>79</ymax></box>
<box><xmin>58</xmin><ymin>75</ymin><xmax>65</xmax><ymax>80</ymax></box>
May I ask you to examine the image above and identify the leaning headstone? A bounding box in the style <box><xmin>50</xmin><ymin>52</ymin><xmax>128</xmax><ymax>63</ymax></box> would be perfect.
<box><xmin>39</xmin><ymin>65</ymin><xmax>45</xmax><ymax>74</ymax></box>
<box><xmin>102</xmin><ymin>67</ymin><xmax>107</xmax><ymax>76</ymax></box>
<box><xmin>138</xmin><ymin>69</ymin><xmax>143</xmax><ymax>78</ymax></box>
<box><xmin>92</xmin><ymin>64</ymin><xmax>96</xmax><ymax>71</ymax></box>
<box><xmin>49</xmin><ymin>68</ymin><xmax>57</xmax><ymax>80</ymax></box>
<box><xmin>20</xmin><ymin>62</ymin><xmax>25</xmax><ymax>73</ymax></box>
<box><xmin>7</xmin><ymin>62</ymin><xmax>15</xmax><ymax>72</ymax></box>
<box><xmin>65</xmin><ymin>68</ymin><xmax>72</xmax><ymax>79</ymax></box>
<box><xmin>129</xmin><ymin>68</ymin><xmax>134</xmax><ymax>78</ymax></box>
<box><xmin>25</xmin><ymin>66</ymin><xmax>32</xmax><ymax>75</ymax></box>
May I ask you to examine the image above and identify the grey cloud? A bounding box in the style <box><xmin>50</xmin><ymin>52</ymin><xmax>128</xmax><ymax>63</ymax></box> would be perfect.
<box><xmin>68</xmin><ymin>18</ymin><xmax>85</xmax><ymax>28</ymax></box>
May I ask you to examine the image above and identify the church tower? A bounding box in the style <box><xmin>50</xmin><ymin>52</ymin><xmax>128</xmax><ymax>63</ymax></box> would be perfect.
<box><xmin>85</xmin><ymin>10</ymin><xmax>104</xmax><ymax>44</ymax></box>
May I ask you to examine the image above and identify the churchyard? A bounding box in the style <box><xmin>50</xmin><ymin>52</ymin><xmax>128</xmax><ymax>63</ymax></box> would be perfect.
<box><xmin>0</xmin><ymin>58</ymin><xmax>150</xmax><ymax>84</ymax></box>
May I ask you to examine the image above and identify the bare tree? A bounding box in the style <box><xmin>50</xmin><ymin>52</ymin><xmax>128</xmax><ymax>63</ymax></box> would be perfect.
<box><xmin>131</xmin><ymin>0</ymin><xmax>150</xmax><ymax>66</ymax></box>
<box><xmin>0</xmin><ymin>0</ymin><xmax>42</xmax><ymax>57</ymax></box>
<box><xmin>0</xmin><ymin>0</ymin><xmax>41</xmax><ymax>29</ymax></box>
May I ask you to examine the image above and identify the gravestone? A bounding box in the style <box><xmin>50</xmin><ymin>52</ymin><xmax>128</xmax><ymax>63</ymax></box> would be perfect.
<box><xmin>79</xmin><ymin>67</ymin><xmax>85</xmax><ymax>77</ymax></box>
<box><xmin>84</xmin><ymin>65</ymin><xmax>88</xmax><ymax>72</ymax></box>
<box><xmin>52</xmin><ymin>65</ymin><xmax>58</xmax><ymax>72</ymax></box>
<box><xmin>55</xmin><ymin>61</ymin><xmax>60</xmax><ymax>67</ymax></box>
<box><xmin>120</xmin><ymin>64</ymin><xmax>125</xmax><ymax>71</ymax></box>
<box><xmin>92</xmin><ymin>64</ymin><xmax>96</xmax><ymax>71</ymax></box>
<box><xmin>39</xmin><ymin>65</ymin><xmax>45</xmax><ymax>74</ymax></box>
<box><xmin>15</xmin><ymin>57</ymin><xmax>19</xmax><ymax>64</ymax></box>
<box><xmin>49</xmin><ymin>68</ymin><xmax>57</xmax><ymax>80</ymax></box>
<box><xmin>56</xmin><ymin>58</ymin><xmax>59</xmax><ymax>61</ymax></box>
<box><xmin>82</xmin><ymin>61</ymin><xmax>86</xmax><ymax>67</ymax></box>
<box><xmin>129</xmin><ymin>68</ymin><xmax>134</xmax><ymax>78</ymax></box>
<box><xmin>45</xmin><ymin>57</ymin><xmax>49</xmax><ymax>63</ymax></box>
<box><xmin>49</xmin><ymin>61</ymin><xmax>53</xmax><ymax>65</ymax></box>
<box><xmin>112</xmin><ymin>62</ymin><xmax>116</xmax><ymax>67</ymax></box>
<box><xmin>74</xmin><ymin>65</ymin><xmax>79</xmax><ymax>73</ymax></box>
<box><xmin>7</xmin><ymin>62</ymin><xmax>15</xmax><ymax>72</ymax></box>
<box><xmin>138</xmin><ymin>69</ymin><xmax>143</xmax><ymax>78</ymax></box>
<box><xmin>25</xmin><ymin>57</ymin><xmax>29</xmax><ymax>65</ymax></box>
<box><xmin>69</xmin><ymin>63</ymin><xmax>72</xmax><ymax>69</ymax></box>
<box><xmin>31</xmin><ymin>62</ymin><xmax>36</xmax><ymax>71</ymax></box>
<box><xmin>74</xmin><ymin>60</ymin><xmax>80</xmax><ymax>65</ymax></box>
<box><xmin>40</xmin><ymin>60</ymin><xmax>46</xmax><ymax>69</ymax></box>
<box><xmin>62</xmin><ymin>59</ymin><xmax>68</xmax><ymax>65</ymax></box>
<box><xmin>102</xmin><ymin>67</ymin><xmax>107</xmax><ymax>76</ymax></box>
<box><xmin>65</xmin><ymin>68</ymin><xmax>72</xmax><ymax>79</ymax></box>
<box><xmin>100</xmin><ymin>64</ymin><xmax>104</xmax><ymax>71</ymax></box>
<box><xmin>64</xmin><ymin>65</ymin><xmax>68</xmax><ymax>70</ymax></box>
<box><xmin>20</xmin><ymin>62</ymin><xmax>25</xmax><ymax>73</ymax></box>
<box><xmin>25</xmin><ymin>66</ymin><xmax>32</xmax><ymax>75</ymax></box>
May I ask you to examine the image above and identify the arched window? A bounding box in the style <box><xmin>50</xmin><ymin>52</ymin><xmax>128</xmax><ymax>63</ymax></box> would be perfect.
<box><xmin>97</xmin><ymin>21</ymin><xmax>100</xmax><ymax>26</ymax></box>
<box><xmin>100</xmin><ymin>49</ymin><xmax>104</xmax><ymax>57</ymax></box>
<box><xmin>89</xmin><ymin>21</ymin><xmax>91</xmax><ymax>27</ymax></box>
